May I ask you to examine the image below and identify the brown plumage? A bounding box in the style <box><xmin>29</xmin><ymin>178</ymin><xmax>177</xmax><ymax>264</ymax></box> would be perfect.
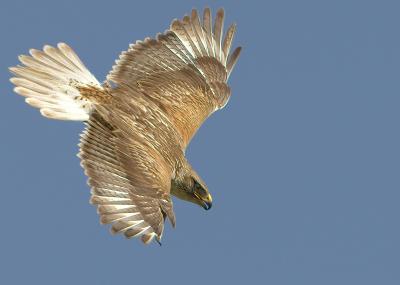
<box><xmin>9</xmin><ymin>8</ymin><xmax>241</xmax><ymax>244</ymax></box>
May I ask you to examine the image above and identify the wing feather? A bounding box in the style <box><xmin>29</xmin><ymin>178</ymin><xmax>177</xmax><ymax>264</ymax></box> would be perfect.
<box><xmin>213</xmin><ymin>8</ymin><xmax>224</xmax><ymax>61</ymax></box>
<box><xmin>107</xmin><ymin>8</ymin><xmax>241</xmax><ymax>148</ymax></box>
<box><xmin>227</xmin><ymin>46</ymin><xmax>242</xmax><ymax>78</ymax></box>
<box><xmin>191</xmin><ymin>10</ymin><xmax>209</xmax><ymax>56</ymax></box>
<box><xmin>222</xmin><ymin>23</ymin><xmax>237</xmax><ymax>65</ymax></box>
<box><xmin>79</xmin><ymin>113</ymin><xmax>175</xmax><ymax>243</ymax></box>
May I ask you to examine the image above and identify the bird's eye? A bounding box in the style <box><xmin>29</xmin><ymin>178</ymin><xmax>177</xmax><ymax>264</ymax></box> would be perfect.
<box><xmin>191</xmin><ymin>178</ymin><xmax>200</xmax><ymax>190</ymax></box>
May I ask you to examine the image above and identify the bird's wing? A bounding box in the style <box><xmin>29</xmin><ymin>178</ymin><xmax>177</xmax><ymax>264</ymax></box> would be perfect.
<box><xmin>79</xmin><ymin>112</ymin><xmax>175</xmax><ymax>244</ymax></box>
<box><xmin>107</xmin><ymin>8</ymin><xmax>241</xmax><ymax>148</ymax></box>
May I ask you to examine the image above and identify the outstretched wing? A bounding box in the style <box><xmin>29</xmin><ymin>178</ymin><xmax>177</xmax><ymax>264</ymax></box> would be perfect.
<box><xmin>107</xmin><ymin>8</ymin><xmax>241</xmax><ymax>148</ymax></box>
<box><xmin>79</xmin><ymin>112</ymin><xmax>175</xmax><ymax>244</ymax></box>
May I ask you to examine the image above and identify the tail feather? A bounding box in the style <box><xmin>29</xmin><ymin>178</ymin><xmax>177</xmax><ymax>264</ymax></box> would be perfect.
<box><xmin>9</xmin><ymin>43</ymin><xmax>101</xmax><ymax>121</ymax></box>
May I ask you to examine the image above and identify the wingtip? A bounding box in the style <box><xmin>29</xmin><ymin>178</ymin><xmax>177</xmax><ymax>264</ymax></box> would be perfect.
<box><xmin>170</xmin><ymin>18</ymin><xmax>181</xmax><ymax>29</ymax></box>
<box><xmin>57</xmin><ymin>42</ymin><xmax>68</xmax><ymax>48</ymax></box>
<box><xmin>168</xmin><ymin>214</ymin><xmax>176</xmax><ymax>228</ymax></box>
<box><xmin>13</xmin><ymin>86</ymin><xmax>23</xmax><ymax>95</ymax></box>
<box><xmin>9</xmin><ymin>65</ymin><xmax>23</xmax><ymax>76</ymax></box>
<box><xmin>28</xmin><ymin>48</ymin><xmax>38</xmax><ymax>56</ymax></box>
<box><xmin>43</xmin><ymin>44</ymin><xmax>54</xmax><ymax>53</ymax></box>
<box><xmin>227</xmin><ymin>46</ymin><xmax>242</xmax><ymax>78</ymax></box>
<box><xmin>9</xmin><ymin>77</ymin><xmax>18</xmax><ymax>84</ymax></box>
<box><xmin>109</xmin><ymin>227</ymin><xmax>118</xmax><ymax>235</ymax></box>
<box><xmin>18</xmin><ymin>54</ymin><xmax>26</xmax><ymax>62</ymax></box>
<box><xmin>182</xmin><ymin>14</ymin><xmax>190</xmax><ymax>23</ymax></box>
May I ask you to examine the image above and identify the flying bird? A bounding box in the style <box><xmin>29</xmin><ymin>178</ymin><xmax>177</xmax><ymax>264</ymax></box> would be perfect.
<box><xmin>9</xmin><ymin>8</ymin><xmax>241</xmax><ymax>244</ymax></box>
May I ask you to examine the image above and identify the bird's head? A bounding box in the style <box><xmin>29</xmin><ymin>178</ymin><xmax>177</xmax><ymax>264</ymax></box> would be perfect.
<box><xmin>171</xmin><ymin>167</ymin><xmax>212</xmax><ymax>210</ymax></box>
<box><xmin>190</xmin><ymin>175</ymin><xmax>213</xmax><ymax>210</ymax></box>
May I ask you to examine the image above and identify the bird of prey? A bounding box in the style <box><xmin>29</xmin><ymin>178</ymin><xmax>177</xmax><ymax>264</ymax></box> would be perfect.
<box><xmin>9</xmin><ymin>8</ymin><xmax>241</xmax><ymax>244</ymax></box>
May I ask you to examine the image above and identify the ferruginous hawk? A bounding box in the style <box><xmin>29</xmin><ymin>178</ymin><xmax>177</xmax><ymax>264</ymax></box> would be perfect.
<box><xmin>9</xmin><ymin>8</ymin><xmax>241</xmax><ymax>244</ymax></box>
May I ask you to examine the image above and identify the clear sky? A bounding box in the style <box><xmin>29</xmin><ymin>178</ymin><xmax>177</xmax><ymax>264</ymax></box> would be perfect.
<box><xmin>1</xmin><ymin>0</ymin><xmax>399</xmax><ymax>284</ymax></box>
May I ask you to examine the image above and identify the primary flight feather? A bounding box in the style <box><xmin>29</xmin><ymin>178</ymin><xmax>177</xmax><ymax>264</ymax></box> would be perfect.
<box><xmin>9</xmin><ymin>7</ymin><xmax>241</xmax><ymax>244</ymax></box>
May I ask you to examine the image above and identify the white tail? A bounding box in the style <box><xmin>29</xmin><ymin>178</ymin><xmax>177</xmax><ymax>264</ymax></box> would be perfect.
<box><xmin>9</xmin><ymin>43</ymin><xmax>101</xmax><ymax>121</ymax></box>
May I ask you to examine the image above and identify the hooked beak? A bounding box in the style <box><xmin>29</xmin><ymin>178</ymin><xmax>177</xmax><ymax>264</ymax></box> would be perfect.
<box><xmin>202</xmin><ymin>200</ymin><xmax>212</xmax><ymax>210</ymax></box>
<box><xmin>194</xmin><ymin>192</ymin><xmax>213</xmax><ymax>211</ymax></box>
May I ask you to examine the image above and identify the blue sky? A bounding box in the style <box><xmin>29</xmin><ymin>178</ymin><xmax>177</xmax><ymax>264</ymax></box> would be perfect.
<box><xmin>1</xmin><ymin>0</ymin><xmax>399</xmax><ymax>284</ymax></box>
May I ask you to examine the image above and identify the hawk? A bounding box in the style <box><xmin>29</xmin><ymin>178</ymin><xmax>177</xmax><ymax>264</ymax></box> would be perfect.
<box><xmin>9</xmin><ymin>8</ymin><xmax>241</xmax><ymax>244</ymax></box>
